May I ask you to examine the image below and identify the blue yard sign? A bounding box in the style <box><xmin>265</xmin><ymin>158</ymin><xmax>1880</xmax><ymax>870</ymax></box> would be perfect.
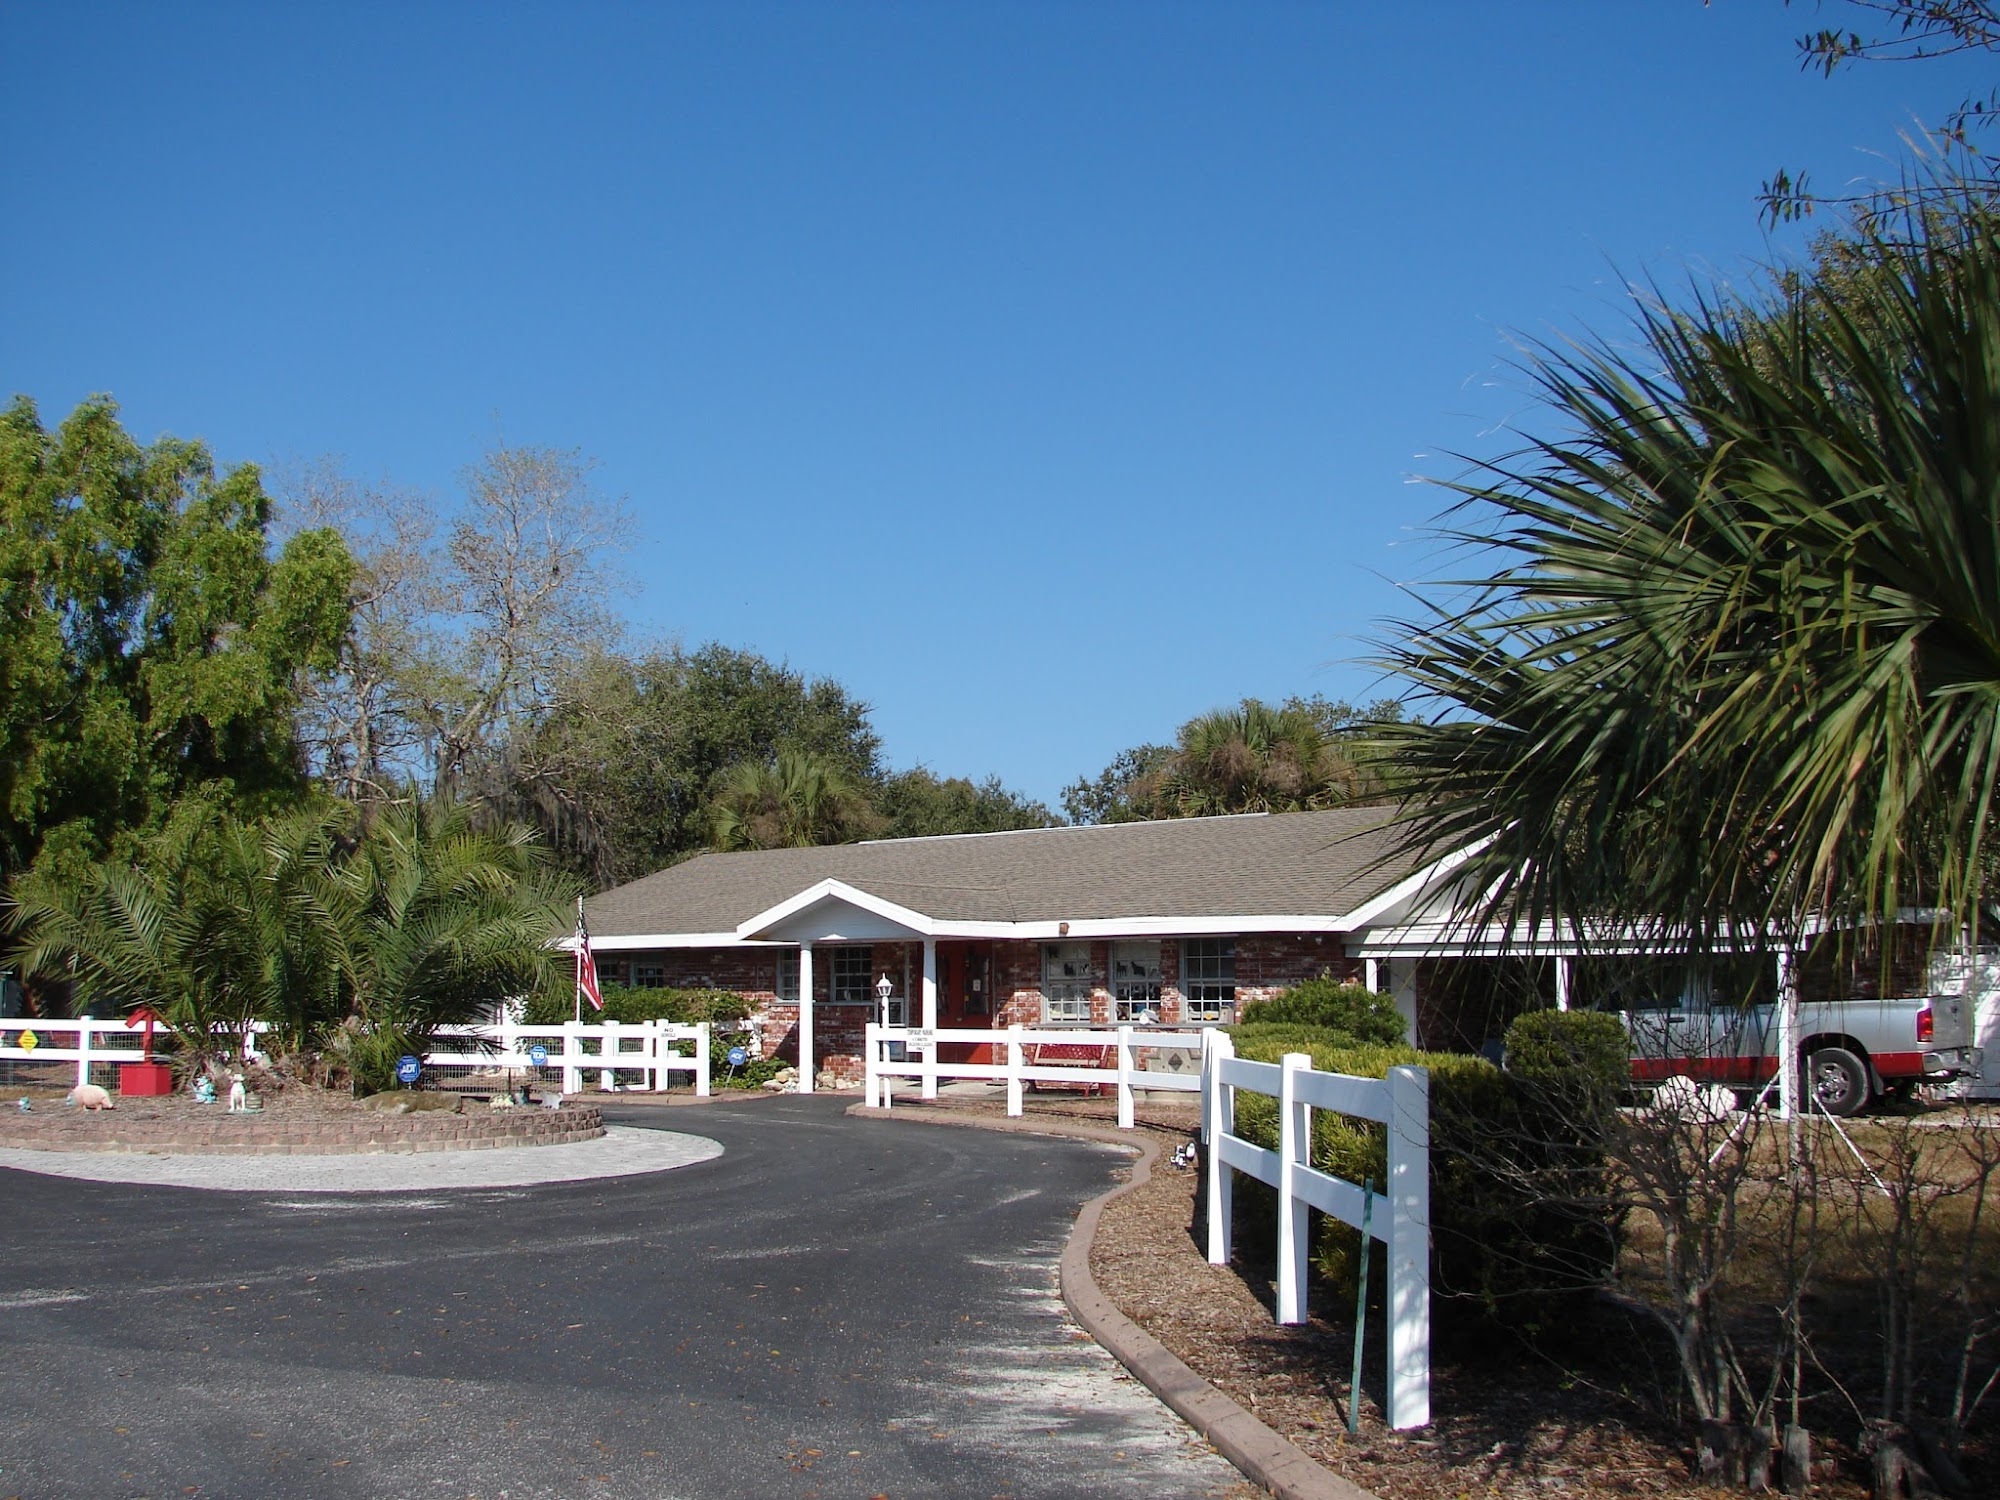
<box><xmin>528</xmin><ymin>1044</ymin><xmax>550</xmax><ymax>1068</ymax></box>
<box><xmin>396</xmin><ymin>1055</ymin><xmax>422</xmax><ymax>1085</ymax></box>
<box><xmin>727</xmin><ymin>1046</ymin><xmax>748</xmax><ymax>1068</ymax></box>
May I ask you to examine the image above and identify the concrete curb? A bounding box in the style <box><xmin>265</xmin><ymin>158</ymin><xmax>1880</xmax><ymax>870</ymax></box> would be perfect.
<box><xmin>848</xmin><ymin>1102</ymin><xmax>1381</xmax><ymax>1500</ymax></box>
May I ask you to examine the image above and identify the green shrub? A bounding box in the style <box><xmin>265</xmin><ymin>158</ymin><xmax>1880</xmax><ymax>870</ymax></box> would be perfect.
<box><xmin>1503</xmin><ymin>1008</ymin><xmax>1629</xmax><ymax>1111</ymax></box>
<box><xmin>519</xmin><ymin>983</ymin><xmax>750</xmax><ymax>1027</ymax></box>
<box><xmin>1223</xmin><ymin>1026</ymin><xmax>1618</xmax><ymax>1332</ymax></box>
<box><xmin>659</xmin><ymin>1021</ymin><xmax>787</xmax><ymax>1090</ymax></box>
<box><xmin>1238</xmin><ymin>975</ymin><xmax>1407</xmax><ymax>1045</ymax></box>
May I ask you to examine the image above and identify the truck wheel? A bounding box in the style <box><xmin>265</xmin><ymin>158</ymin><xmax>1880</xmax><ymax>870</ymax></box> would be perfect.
<box><xmin>1805</xmin><ymin>1047</ymin><xmax>1870</xmax><ymax>1117</ymax></box>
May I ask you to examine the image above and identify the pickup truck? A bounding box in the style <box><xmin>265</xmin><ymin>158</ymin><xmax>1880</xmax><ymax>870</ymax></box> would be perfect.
<box><xmin>1622</xmin><ymin>949</ymin><xmax>1986</xmax><ymax>1116</ymax></box>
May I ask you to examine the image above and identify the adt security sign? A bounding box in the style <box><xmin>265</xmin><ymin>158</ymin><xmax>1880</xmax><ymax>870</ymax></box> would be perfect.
<box><xmin>726</xmin><ymin>1046</ymin><xmax>748</xmax><ymax>1068</ymax></box>
<box><xmin>395</xmin><ymin>1055</ymin><xmax>422</xmax><ymax>1085</ymax></box>
<box><xmin>528</xmin><ymin>1044</ymin><xmax>550</xmax><ymax>1068</ymax></box>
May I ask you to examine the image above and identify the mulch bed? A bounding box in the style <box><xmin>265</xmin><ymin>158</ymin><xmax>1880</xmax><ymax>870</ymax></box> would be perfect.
<box><xmin>890</xmin><ymin>1092</ymin><xmax>1904</xmax><ymax>1500</ymax></box>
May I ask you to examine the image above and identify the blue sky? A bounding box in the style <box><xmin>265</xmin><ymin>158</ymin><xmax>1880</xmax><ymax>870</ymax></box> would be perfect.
<box><xmin>4</xmin><ymin>2</ymin><xmax>1989</xmax><ymax>810</ymax></box>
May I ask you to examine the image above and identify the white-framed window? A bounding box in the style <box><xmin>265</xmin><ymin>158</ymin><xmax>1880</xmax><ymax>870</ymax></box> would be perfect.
<box><xmin>595</xmin><ymin>956</ymin><xmax>629</xmax><ymax>988</ymax></box>
<box><xmin>1113</xmin><ymin>941</ymin><xmax>1163</xmax><ymax>1022</ymax></box>
<box><xmin>634</xmin><ymin>962</ymin><xmax>665</xmax><ymax>990</ymax></box>
<box><xmin>830</xmin><ymin>946</ymin><xmax>874</xmax><ymax>1005</ymax></box>
<box><xmin>776</xmin><ymin>954</ymin><xmax>799</xmax><ymax>1004</ymax></box>
<box><xmin>1183</xmin><ymin>937</ymin><xmax>1236</xmax><ymax>1023</ymax></box>
<box><xmin>1042</xmin><ymin>941</ymin><xmax>1093</xmax><ymax>1024</ymax></box>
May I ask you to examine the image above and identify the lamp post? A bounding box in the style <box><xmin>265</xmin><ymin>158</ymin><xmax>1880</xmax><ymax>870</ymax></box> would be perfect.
<box><xmin>876</xmin><ymin>972</ymin><xmax>895</xmax><ymax>1029</ymax></box>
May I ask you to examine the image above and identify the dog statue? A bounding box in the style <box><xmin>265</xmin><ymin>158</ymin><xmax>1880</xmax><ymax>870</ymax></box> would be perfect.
<box><xmin>68</xmin><ymin>1083</ymin><xmax>115</xmax><ymax>1112</ymax></box>
<box><xmin>226</xmin><ymin>1072</ymin><xmax>247</xmax><ymax>1113</ymax></box>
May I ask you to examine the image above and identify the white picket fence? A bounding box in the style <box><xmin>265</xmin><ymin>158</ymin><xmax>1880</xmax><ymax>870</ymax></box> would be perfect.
<box><xmin>427</xmin><ymin>1019</ymin><xmax>711</xmax><ymax>1097</ymax></box>
<box><xmin>0</xmin><ymin>1015</ymin><xmax>710</xmax><ymax>1097</ymax></box>
<box><xmin>862</xmin><ymin>1022</ymin><xmax>1204</xmax><ymax>1126</ymax></box>
<box><xmin>0</xmin><ymin>1015</ymin><xmax>155</xmax><ymax>1086</ymax></box>
<box><xmin>1202</xmin><ymin>1031</ymin><xmax>1431</xmax><ymax>1430</ymax></box>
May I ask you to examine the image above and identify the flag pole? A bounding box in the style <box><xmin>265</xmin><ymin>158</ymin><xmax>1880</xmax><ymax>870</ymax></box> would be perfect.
<box><xmin>574</xmin><ymin>895</ymin><xmax>584</xmax><ymax>1025</ymax></box>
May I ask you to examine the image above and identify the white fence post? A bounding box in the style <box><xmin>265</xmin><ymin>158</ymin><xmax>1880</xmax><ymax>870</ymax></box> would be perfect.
<box><xmin>694</xmin><ymin>1022</ymin><xmax>711</xmax><ymax>1097</ymax></box>
<box><xmin>1277</xmin><ymin>1051</ymin><xmax>1311</xmax><ymax>1324</ymax></box>
<box><xmin>76</xmin><ymin>1016</ymin><xmax>93</xmax><ymax>1089</ymax></box>
<box><xmin>562</xmin><ymin>1019</ymin><xmax>583</xmax><ymax>1096</ymax></box>
<box><xmin>1005</xmin><ymin>1024</ymin><xmax>1024</xmax><ymax>1117</ymax></box>
<box><xmin>1386</xmin><ymin>1064</ymin><xmax>1431</xmax><ymax>1430</ymax></box>
<box><xmin>1116</xmin><ymin>1024</ymin><xmax>1135</xmax><ymax>1129</ymax></box>
<box><xmin>600</xmin><ymin>1017</ymin><xmax>619</xmax><ymax>1092</ymax></box>
<box><xmin>1205</xmin><ymin>1030</ymin><xmax>1235</xmax><ymax>1267</ymax></box>
<box><xmin>1198</xmin><ymin>1039</ymin><xmax>1430</xmax><ymax>1429</ymax></box>
<box><xmin>863</xmin><ymin>1022</ymin><xmax>879</xmax><ymax>1108</ymax></box>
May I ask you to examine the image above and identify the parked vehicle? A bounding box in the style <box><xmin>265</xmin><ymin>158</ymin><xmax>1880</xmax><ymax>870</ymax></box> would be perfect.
<box><xmin>1620</xmin><ymin>945</ymin><xmax>1987</xmax><ymax>1116</ymax></box>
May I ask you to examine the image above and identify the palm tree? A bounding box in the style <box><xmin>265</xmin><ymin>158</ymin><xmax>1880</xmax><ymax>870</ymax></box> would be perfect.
<box><xmin>6</xmin><ymin>802</ymin><xmax>346</xmax><ymax>1065</ymax></box>
<box><xmin>7</xmin><ymin>797</ymin><xmax>575</xmax><ymax>1089</ymax></box>
<box><xmin>707</xmin><ymin>750</ymin><xmax>878</xmax><ymax>850</ymax></box>
<box><xmin>1376</xmin><ymin>189</ymin><xmax>2000</xmax><ymax>952</ymax></box>
<box><xmin>304</xmin><ymin>798</ymin><xmax>574</xmax><ymax>1083</ymax></box>
<box><xmin>1149</xmin><ymin>701</ymin><xmax>1367</xmax><ymax>818</ymax></box>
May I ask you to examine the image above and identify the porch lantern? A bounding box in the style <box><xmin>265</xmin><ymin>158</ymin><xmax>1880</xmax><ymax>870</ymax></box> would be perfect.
<box><xmin>876</xmin><ymin>972</ymin><xmax>894</xmax><ymax>1028</ymax></box>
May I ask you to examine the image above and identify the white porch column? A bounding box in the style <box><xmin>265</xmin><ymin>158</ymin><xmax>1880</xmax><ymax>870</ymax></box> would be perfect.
<box><xmin>1554</xmin><ymin>957</ymin><xmax>1571</xmax><ymax>1012</ymax></box>
<box><xmin>921</xmin><ymin>937</ymin><xmax>939</xmax><ymax>1100</ymax></box>
<box><xmin>1364</xmin><ymin>958</ymin><xmax>1380</xmax><ymax>993</ymax></box>
<box><xmin>797</xmin><ymin>944</ymin><xmax>815</xmax><ymax>1095</ymax></box>
<box><xmin>1388</xmin><ymin>959</ymin><xmax>1419</xmax><ymax>1047</ymax></box>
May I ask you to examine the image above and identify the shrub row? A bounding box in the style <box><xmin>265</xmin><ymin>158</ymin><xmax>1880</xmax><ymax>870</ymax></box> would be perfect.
<box><xmin>1225</xmin><ymin>1009</ymin><xmax>1627</xmax><ymax>1334</ymax></box>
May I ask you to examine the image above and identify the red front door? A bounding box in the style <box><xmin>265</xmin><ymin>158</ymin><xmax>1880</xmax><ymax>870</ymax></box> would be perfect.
<box><xmin>937</xmin><ymin>942</ymin><xmax>997</xmax><ymax>1065</ymax></box>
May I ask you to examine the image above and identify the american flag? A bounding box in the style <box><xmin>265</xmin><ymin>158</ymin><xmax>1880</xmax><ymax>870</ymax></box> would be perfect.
<box><xmin>575</xmin><ymin>898</ymin><xmax>604</xmax><ymax>1012</ymax></box>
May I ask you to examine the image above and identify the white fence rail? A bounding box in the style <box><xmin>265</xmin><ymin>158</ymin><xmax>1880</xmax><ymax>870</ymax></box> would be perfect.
<box><xmin>0</xmin><ymin>1016</ymin><xmax>709</xmax><ymax>1097</ymax></box>
<box><xmin>863</xmin><ymin>1022</ymin><xmax>1204</xmax><ymax>1127</ymax></box>
<box><xmin>426</xmin><ymin>1020</ymin><xmax>711</xmax><ymax>1097</ymax></box>
<box><xmin>0</xmin><ymin>1015</ymin><xmax>169</xmax><ymax>1087</ymax></box>
<box><xmin>1202</xmin><ymin>1031</ymin><xmax>1431</xmax><ymax>1430</ymax></box>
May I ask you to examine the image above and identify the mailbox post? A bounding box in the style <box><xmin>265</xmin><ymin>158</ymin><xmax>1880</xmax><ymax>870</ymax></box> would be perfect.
<box><xmin>118</xmin><ymin>1006</ymin><xmax>176</xmax><ymax>1096</ymax></box>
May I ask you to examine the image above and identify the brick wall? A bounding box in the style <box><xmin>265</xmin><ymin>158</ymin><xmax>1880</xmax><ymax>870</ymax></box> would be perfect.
<box><xmin>1234</xmin><ymin>934</ymin><xmax>1358</xmax><ymax>1004</ymax></box>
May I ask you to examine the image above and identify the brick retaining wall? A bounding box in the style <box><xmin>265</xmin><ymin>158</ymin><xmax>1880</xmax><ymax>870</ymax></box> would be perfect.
<box><xmin>0</xmin><ymin>1105</ymin><xmax>604</xmax><ymax>1155</ymax></box>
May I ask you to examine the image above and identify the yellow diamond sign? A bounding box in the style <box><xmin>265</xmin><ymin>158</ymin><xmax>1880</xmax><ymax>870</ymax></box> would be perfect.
<box><xmin>18</xmin><ymin>1029</ymin><xmax>38</xmax><ymax>1052</ymax></box>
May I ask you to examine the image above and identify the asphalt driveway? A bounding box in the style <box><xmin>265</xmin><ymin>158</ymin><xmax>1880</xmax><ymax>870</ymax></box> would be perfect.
<box><xmin>0</xmin><ymin>1093</ymin><xmax>1243</xmax><ymax>1499</ymax></box>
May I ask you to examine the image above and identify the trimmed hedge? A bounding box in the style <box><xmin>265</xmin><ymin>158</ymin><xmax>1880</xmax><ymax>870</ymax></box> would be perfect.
<box><xmin>519</xmin><ymin>983</ymin><xmax>749</xmax><ymax>1027</ymax></box>
<box><xmin>1237</xmin><ymin>975</ymin><xmax>1408</xmax><ymax>1045</ymax></box>
<box><xmin>1226</xmin><ymin>1014</ymin><xmax>1622</xmax><ymax>1332</ymax></box>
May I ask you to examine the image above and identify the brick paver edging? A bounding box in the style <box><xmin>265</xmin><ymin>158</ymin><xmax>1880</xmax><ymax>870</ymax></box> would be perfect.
<box><xmin>0</xmin><ymin>1104</ymin><xmax>604</xmax><ymax>1155</ymax></box>
<box><xmin>846</xmin><ymin>1102</ymin><xmax>1382</xmax><ymax>1500</ymax></box>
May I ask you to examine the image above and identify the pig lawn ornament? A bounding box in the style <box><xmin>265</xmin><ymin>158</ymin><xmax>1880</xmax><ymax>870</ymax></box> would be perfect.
<box><xmin>227</xmin><ymin>1073</ymin><xmax>248</xmax><ymax>1113</ymax></box>
<box><xmin>68</xmin><ymin>1083</ymin><xmax>115</xmax><ymax>1112</ymax></box>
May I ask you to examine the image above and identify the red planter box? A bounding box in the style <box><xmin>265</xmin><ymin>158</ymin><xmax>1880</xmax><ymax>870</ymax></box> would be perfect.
<box><xmin>118</xmin><ymin>1061</ymin><xmax>176</xmax><ymax>1096</ymax></box>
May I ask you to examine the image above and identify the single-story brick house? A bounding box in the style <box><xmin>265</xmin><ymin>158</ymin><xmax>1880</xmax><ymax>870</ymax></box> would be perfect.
<box><xmin>581</xmin><ymin>808</ymin><xmax>1464</xmax><ymax>1089</ymax></box>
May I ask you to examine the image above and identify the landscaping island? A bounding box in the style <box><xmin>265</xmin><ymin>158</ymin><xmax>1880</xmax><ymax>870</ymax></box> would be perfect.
<box><xmin>0</xmin><ymin>1087</ymin><xmax>603</xmax><ymax>1155</ymax></box>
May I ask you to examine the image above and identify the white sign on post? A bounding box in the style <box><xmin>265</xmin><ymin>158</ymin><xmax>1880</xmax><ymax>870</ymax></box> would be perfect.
<box><xmin>906</xmin><ymin>1028</ymin><xmax>935</xmax><ymax>1051</ymax></box>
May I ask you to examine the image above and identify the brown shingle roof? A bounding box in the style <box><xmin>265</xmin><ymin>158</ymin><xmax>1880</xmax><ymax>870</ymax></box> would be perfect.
<box><xmin>584</xmin><ymin>809</ymin><xmax>1432</xmax><ymax>939</ymax></box>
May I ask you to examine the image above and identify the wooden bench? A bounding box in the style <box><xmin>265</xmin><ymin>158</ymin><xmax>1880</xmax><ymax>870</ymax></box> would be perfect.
<box><xmin>1027</xmin><ymin>1041</ymin><xmax>1114</xmax><ymax>1096</ymax></box>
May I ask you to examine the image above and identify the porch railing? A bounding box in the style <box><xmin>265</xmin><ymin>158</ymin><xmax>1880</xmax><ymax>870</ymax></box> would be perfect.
<box><xmin>863</xmin><ymin>1022</ymin><xmax>1204</xmax><ymax>1127</ymax></box>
